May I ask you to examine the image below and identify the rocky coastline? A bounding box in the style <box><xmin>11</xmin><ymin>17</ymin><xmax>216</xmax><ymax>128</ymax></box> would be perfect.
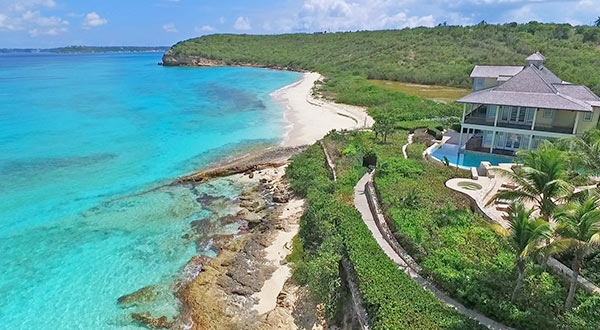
<box><xmin>116</xmin><ymin>146</ymin><xmax>323</xmax><ymax>329</ymax></box>
<box><xmin>160</xmin><ymin>50</ymin><xmax>306</xmax><ymax>73</ymax></box>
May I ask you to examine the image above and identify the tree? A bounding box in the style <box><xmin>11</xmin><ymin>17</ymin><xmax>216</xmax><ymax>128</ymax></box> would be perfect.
<box><xmin>555</xmin><ymin>193</ymin><xmax>600</xmax><ymax>310</ymax></box>
<box><xmin>492</xmin><ymin>203</ymin><xmax>553</xmax><ymax>302</ymax></box>
<box><xmin>373</xmin><ymin>115</ymin><xmax>396</xmax><ymax>143</ymax></box>
<box><xmin>489</xmin><ymin>147</ymin><xmax>573</xmax><ymax>220</ymax></box>
<box><xmin>595</xmin><ymin>16</ymin><xmax>600</xmax><ymax>27</ymax></box>
<box><xmin>489</xmin><ymin>147</ymin><xmax>573</xmax><ymax>270</ymax></box>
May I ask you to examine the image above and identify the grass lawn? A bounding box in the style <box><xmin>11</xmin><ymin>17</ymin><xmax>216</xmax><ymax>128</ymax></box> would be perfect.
<box><xmin>369</xmin><ymin>80</ymin><xmax>471</xmax><ymax>103</ymax></box>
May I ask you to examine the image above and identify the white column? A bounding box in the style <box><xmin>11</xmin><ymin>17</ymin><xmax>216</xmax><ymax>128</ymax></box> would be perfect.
<box><xmin>461</xmin><ymin>104</ymin><xmax>467</xmax><ymax>123</ymax></box>
<box><xmin>528</xmin><ymin>134</ymin><xmax>534</xmax><ymax>149</ymax></box>
<box><xmin>573</xmin><ymin>112</ymin><xmax>580</xmax><ymax>135</ymax></box>
<box><xmin>494</xmin><ymin>105</ymin><xmax>500</xmax><ymax>127</ymax></box>
<box><xmin>490</xmin><ymin>131</ymin><xmax>496</xmax><ymax>153</ymax></box>
<box><xmin>531</xmin><ymin>108</ymin><xmax>538</xmax><ymax>131</ymax></box>
<box><xmin>458</xmin><ymin>127</ymin><xmax>464</xmax><ymax>149</ymax></box>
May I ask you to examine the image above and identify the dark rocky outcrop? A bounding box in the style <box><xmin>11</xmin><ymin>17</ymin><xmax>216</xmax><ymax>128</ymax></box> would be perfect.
<box><xmin>174</xmin><ymin>146</ymin><xmax>307</xmax><ymax>184</ymax></box>
<box><xmin>118</xmin><ymin>286</ymin><xmax>159</xmax><ymax>307</ymax></box>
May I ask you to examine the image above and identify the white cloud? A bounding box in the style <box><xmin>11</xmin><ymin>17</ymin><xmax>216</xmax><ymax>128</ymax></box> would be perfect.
<box><xmin>293</xmin><ymin>0</ymin><xmax>435</xmax><ymax>32</ymax></box>
<box><xmin>234</xmin><ymin>16</ymin><xmax>251</xmax><ymax>30</ymax></box>
<box><xmin>0</xmin><ymin>8</ymin><xmax>68</xmax><ymax>35</ymax></box>
<box><xmin>0</xmin><ymin>0</ymin><xmax>69</xmax><ymax>35</ymax></box>
<box><xmin>219</xmin><ymin>16</ymin><xmax>226</xmax><ymax>24</ymax></box>
<box><xmin>506</xmin><ymin>4</ymin><xmax>539</xmax><ymax>22</ymax></box>
<box><xmin>195</xmin><ymin>25</ymin><xmax>214</xmax><ymax>33</ymax></box>
<box><xmin>12</xmin><ymin>0</ymin><xmax>56</xmax><ymax>12</ymax></box>
<box><xmin>162</xmin><ymin>22</ymin><xmax>178</xmax><ymax>32</ymax></box>
<box><xmin>83</xmin><ymin>12</ymin><xmax>107</xmax><ymax>29</ymax></box>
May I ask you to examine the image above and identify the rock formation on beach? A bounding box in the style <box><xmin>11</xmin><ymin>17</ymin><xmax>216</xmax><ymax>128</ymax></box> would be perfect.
<box><xmin>118</xmin><ymin>163</ymin><xmax>322</xmax><ymax>330</ymax></box>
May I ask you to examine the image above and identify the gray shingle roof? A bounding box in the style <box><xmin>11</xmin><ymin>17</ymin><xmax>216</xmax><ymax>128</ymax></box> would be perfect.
<box><xmin>458</xmin><ymin>64</ymin><xmax>599</xmax><ymax>112</ymax></box>
<box><xmin>526</xmin><ymin>52</ymin><xmax>546</xmax><ymax>61</ymax></box>
<box><xmin>458</xmin><ymin>88</ymin><xmax>593</xmax><ymax>111</ymax></box>
<box><xmin>470</xmin><ymin>65</ymin><xmax>524</xmax><ymax>78</ymax></box>
<box><xmin>495</xmin><ymin>66</ymin><xmax>556</xmax><ymax>93</ymax></box>
<box><xmin>554</xmin><ymin>84</ymin><xmax>600</xmax><ymax>102</ymax></box>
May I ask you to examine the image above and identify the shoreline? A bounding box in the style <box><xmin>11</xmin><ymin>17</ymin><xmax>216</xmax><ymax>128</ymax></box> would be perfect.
<box><xmin>274</xmin><ymin>72</ymin><xmax>374</xmax><ymax>147</ymax></box>
<box><xmin>125</xmin><ymin>66</ymin><xmax>373</xmax><ymax>329</ymax></box>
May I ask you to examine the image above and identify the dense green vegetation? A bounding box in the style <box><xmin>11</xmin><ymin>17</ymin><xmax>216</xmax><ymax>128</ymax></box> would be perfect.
<box><xmin>170</xmin><ymin>22</ymin><xmax>600</xmax><ymax>94</ymax></box>
<box><xmin>285</xmin><ymin>141</ymin><xmax>481</xmax><ymax>329</ymax></box>
<box><xmin>297</xmin><ymin>130</ymin><xmax>599</xmax><ymax>329</ymax></box>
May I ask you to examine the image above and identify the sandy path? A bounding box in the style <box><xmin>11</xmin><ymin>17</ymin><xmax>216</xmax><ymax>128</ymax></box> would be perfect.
<box><xmin>273</xmin><ymin>72</ymin><xmax>374</xmax><ymax>147</ymax></box>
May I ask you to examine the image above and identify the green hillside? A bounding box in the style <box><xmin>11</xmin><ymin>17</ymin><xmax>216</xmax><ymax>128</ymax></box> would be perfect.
<box><xmin>168</xmin><ymin>22</ymin><xmax>600</xmax><ymax>93</ymax></box>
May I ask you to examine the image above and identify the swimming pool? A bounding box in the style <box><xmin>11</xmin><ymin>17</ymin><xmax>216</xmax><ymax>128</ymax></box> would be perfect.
<box><xmin>431</xmin><ymin>143</ymin><xmax>514</xmax><ymax>168</ymax></box>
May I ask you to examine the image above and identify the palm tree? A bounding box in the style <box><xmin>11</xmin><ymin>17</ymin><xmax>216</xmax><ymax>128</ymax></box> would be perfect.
<box><xmin>492</xmin><ymin>203</ymin><xmax>553</xmax><ymax>302</ymax></box>
<box><xmin>556</xmin><ymin>129</ymin><xmax>600</xmax><ymax>177</ymax></box>
<box><xmin>555</xmin><ymin>193</ymin><xmax>600</xmax><ymax>310</ymax></box>
<box><xmin>489</xmin><ymin>147</ymin><xmax>573</xmax><ymax>220</ymax></box>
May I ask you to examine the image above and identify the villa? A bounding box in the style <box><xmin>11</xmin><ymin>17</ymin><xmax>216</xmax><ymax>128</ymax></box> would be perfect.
<box><xmin>456</xmin><ymin>52</ymin><xmax>600</xmax><ymax>155</ymax></box>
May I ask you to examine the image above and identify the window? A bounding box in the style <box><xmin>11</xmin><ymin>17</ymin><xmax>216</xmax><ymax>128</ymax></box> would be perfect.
<box><xmin>474</xmin><ymin>78</ymin><xmax>484</xmax><ymax>90</ymax></box>
<box><xmin>501</xmin><ymin>107</ymin><xmax>510</xmax><ymax>121</ymax></box>
<box><xmin>518</xmin><ymin>108</ymin><xmax>526</xmax><ymax>122</ymax></box>
<box><xmin>526</xmin><ymin>108</ymin><xmax>535</xmax><ymax>124</ymax></box>
<box><xmin>543</xmin><ymin>109</ymin><xmax>554</xmax><ymax>119</ymax></box>
<box><xmin>510</xmin><ymin>107</ymin><xmax>518</xmax><ymax>121</ymax></box>
<box><xmin>584</xmin><ymin>112</ymin><xmax>593</xmax><ymax>122</ymax></box>
<box><xmin>486</xmin><ymin>106</ymin><xmax>497</xmax><ymax>122</ymax></box>
<box><xmin>483</xmin><ymin>131</ymin><xmax>493</xmax><ymax>147</ymax></box>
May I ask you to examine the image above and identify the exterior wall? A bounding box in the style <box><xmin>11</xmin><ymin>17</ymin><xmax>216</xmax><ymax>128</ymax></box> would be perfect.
<box><xmin>473</xmin><ymin>77</ymin><xmax>499</xmax><ymax>91</ymax></box>
<box><xmin>534</xmin><ymin>109</ymin><xmax>576</xmax><ymax>130</ymax></box>
<box><xmin>534</xmin><ymin>108</ymin><xmax>554</xmax><ymax>127</ymax></box>
<box><xmin>575</xmin><ymin>107</ymin><xmax>600</xmax><ymax>135</ymax></box>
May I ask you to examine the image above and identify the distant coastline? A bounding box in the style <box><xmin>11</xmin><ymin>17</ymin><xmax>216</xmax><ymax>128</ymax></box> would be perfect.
<box><xmin>0</xmin><ymin>46</ymin><xmax>169</xmax><ymax>54</ymax></box>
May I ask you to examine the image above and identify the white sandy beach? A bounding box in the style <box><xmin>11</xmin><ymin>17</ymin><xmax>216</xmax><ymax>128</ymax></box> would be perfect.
<box><xmin>274</xmin><ymin>72</ymin><xmax>374</xmax><ymax>147</ymax></box>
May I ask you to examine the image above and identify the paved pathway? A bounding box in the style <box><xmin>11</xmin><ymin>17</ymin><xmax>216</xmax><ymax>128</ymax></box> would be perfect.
<box><xmin>354</xmin><ymin>172</ymin><xmax>514</xmax><ymax>330</ymax></box>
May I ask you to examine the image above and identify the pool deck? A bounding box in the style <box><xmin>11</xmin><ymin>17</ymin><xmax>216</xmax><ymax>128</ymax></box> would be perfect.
<box><xmin>445</xmin><ymin>167</ymin><xmax>600</xmax><ymax>295</ymax></box>
<box><xmin>445</xmin><ymin>166</ymin><xmax>518</xmax><ymax>228</ymax></box>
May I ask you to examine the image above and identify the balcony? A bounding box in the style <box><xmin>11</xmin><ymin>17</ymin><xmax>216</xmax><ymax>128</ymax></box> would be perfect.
<box><xmin>534</xmin><ymin>125</ymin><xmax>574</xmax><ymax>135</ymax></box>
<box><xmin>463</xmin><ymin>105</ymin><xmax>495</xmax><ymax>126</ymax></box>
<box><xmin>462</xmin><ymin>105</ymin><xmax>577</xmax><ymax>136</ymax></box>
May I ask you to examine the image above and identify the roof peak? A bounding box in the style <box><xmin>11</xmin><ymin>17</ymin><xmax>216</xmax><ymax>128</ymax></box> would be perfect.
<box><xmin>526</xmin><ymin>51</ymin><xmax>545</xmax><ymax>61</ymax></box>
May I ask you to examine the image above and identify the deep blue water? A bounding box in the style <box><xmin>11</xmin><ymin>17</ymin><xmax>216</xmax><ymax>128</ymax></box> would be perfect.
<box><xmin>0</xmin><ymin>52</ymin><xmax>301</xmax><ymax>329</ymax></box>
<box><xmin>431</xmin><ymin>143</ymin><xmax>514</xmax><ymax>168</ymax></box>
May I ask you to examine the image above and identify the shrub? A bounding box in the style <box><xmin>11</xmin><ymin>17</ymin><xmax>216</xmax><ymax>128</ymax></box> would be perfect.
<box><xmin>377</xmin><ymin>157</ymin><xmax>424</xmax><ymax>178</ymax></box>
<box><xmin>559</xmin><ymin>295</ymin><xmax>600</xmax><ymax>330</ymax></box>
<box><xmin>286</xmin><ymin>144</ymin><xmax>334</xmax><ymax>197</ymax></box>
<box><xmin>407</xmin><ymin>143</ymin><xmax>427</xmax><ymax>159</ymax></box>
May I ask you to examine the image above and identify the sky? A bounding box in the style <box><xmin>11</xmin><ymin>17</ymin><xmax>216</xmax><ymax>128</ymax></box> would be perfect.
<box><xmin>1</xmin><ymin>0</ymin><xmax>599</xmax><ymax>48</ymax></box>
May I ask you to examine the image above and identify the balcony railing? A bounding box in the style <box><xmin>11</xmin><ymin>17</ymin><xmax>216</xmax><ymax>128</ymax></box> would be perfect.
<box><xmin>464</xmin><ymin>117</ymin><xmax>575</xmax><ymax>135</ymax></box>
<box><xmin>534</xmin><ymin>125</ymin><xmax>574</xmax><ymax>134</ymax></box>
<box><xmin>464</xmin><ymin>115</ymin><xmax>494</xmax><ymax>125</ymax></box>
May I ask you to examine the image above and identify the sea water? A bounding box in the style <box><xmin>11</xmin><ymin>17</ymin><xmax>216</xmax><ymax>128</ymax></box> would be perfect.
<box><xmin>0</xmin><ymin>52</ymin><xmax>301</xmax><ymax>329</ymax></box>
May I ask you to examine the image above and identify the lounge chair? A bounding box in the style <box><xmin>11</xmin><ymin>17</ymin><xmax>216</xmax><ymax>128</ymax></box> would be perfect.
<box><xmin>501</xmin><ymin>182</ymin><xmax>518</xmax><ymax>189</ymax></box>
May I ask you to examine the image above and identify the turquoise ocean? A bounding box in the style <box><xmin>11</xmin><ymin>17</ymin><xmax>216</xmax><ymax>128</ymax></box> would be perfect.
<box><xmin>0</xmin><ymin>52</ymin><xmax>301</xmax><ymax>329</ymax></box>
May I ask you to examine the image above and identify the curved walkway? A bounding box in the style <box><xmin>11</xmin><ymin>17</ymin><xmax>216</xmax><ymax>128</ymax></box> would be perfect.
<box><xmin>354</xmin><ymin>172</ymin><xmax>513</xmax><ymax>330</ymax></box>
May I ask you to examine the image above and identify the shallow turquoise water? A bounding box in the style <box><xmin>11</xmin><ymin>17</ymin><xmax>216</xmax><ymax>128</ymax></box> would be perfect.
<box><xmin>431</xmin><ymin>143</ymin><xmax>514</xmax><ymax>168</ymax></box>
<box><xmin>0</xmin><ymin>53</ymin><xmax>301</xmax><ymax>329</ymax></box>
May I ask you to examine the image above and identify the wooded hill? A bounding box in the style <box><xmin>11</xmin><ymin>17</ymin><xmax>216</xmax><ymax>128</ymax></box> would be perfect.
<box><xmin>167</xmin><ymin>22</ymin><xmax>600</xmax><ymax>94</ymax></box>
